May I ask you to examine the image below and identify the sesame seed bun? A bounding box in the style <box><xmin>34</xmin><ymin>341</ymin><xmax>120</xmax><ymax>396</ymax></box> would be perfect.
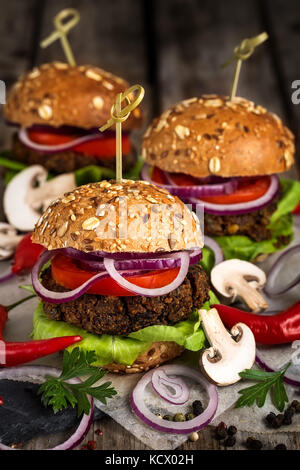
<box><xmin>3</xmin><ymin>62</ymin><xmax>142</xmax><ymax>130</ymax></box>
<box><xmin>32</xmin><ymin>179</ymin><xmax>203</xmax><ymax>253</ymax></box>
<box><xmin>103</xmin><ymin>341</ymin><xmax>184</xmax><ymax>374</ymax></box>
<box><xmin>142</xmin><ymin>95</ymin><xmax>295</xmax><ymax>177</ymax></box>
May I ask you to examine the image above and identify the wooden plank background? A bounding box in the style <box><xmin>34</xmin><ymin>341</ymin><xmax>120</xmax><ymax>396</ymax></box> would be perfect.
<box><xmin>0</xmin><ymin>0</ymin><xmax>299</xmax><ymax>450</ymax></box>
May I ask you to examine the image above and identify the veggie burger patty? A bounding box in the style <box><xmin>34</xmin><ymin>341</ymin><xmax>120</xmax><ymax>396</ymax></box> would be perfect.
<box><xmin>12</xmin><ymin>133</ymin><xmax>138</xmax><ymax>174</ymax></box>
<box><xmin>41</xmin><ymin>264</ymin><xmax>210</xmax><ymax>336</ymax></box>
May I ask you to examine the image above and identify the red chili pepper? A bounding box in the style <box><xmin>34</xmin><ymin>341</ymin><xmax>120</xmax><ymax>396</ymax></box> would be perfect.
<box><xmin>213</xmin><ymin>301</ymin><xmax>300</xmax><ymax>345</ymax></box>
<box><xmin>292</xmin><ymin>202</ymin><xmax>300</xmax><ymax>215</ymax></box>
<box><xmin>0</xmin><ymin>396</ymin><xmax>3</xmax><ymax>406</ymax></box>
<box><xmin>0</xmin><ymin>296</ymin><xmax>82</xmax><ymax>367</ymax></box>
<box><xmin>11</xmin><ymin>233</ymin><xmax>45</xmax><ymax>275</ymax></box>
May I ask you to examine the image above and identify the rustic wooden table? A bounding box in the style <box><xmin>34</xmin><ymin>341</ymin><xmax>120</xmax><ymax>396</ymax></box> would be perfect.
<box><xmin>0</xmin><ymin>0</ymin><xmax>299</xmax><ymax>450</ymax></box>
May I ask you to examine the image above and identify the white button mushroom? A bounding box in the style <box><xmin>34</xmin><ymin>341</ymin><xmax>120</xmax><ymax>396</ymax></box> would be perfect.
<box><xmin>199</xmin><ymin>307</ymin><xmax>256</xmax><ymax>386</ymax></box>
<box><xmin>3</xmin><ymin>165</ymin><xmax>76</xmax><ymax>232</ymax></box>
<box><xmin>0</xmin><ymin>222</ymin><xmax>23</xmax><ymax>260</ymax></box>
<box><xmin>210</xmin><ymin>259</ymin><xmax>268</xmax><ymax>312</ymax></box>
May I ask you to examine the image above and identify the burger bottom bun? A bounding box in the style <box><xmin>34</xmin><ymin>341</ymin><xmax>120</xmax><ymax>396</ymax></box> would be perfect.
<box><xmin>102</xmin><ymin>341</ymin><xmax>184</xmax><ymax>374</ymax></box>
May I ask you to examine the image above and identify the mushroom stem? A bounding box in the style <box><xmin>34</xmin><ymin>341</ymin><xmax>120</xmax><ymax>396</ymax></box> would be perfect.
<box><xmin>229</xmin><ymin>278</ymin><xmax>268</xmax><ymax>312</ymax></box>
<box><xmin>199</xmin><ymin>307</ymin><xmax>256</xmax><ymax>386</ymax></box>
<box><xmin>0</xmin><ymin>233</ymin><xmax>23</xmax><ymax>251</ymax></box>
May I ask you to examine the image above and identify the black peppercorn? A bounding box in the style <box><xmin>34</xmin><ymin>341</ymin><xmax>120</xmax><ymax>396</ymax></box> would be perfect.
<box><xmin>192</xmin><ymin>400</ymin><xmax>204</xmax><ymax>416</ymax></box>
<box><xmin>266</xmin><ymin>412</ymin><xmax>276</xmax><ymax>425</ymax></box>
<box><xmin>291</xmin><ymin>400</ymin><xmax>300</xmax><ymax>413</ymax></box>
<box><xmin>272</xmin><ymin>414</ymin><xmax>284</xmax><ymax>429</ymax></box>
<box><xmin>227</xmin><ymin>425</ymin><xmax>237</xmax><ymax>436</ymax></box>
<box><xmin>224</xmin><ymin>436</ymin><xmax>236</xmax><ymax>447</ymax></box>
<box><xmin>215</xmin><ymin>422</ymin><xmax>227</xmax><ymax>440</ymax></box>
<box><xmin>246</xmin><ymin>437</ymin><xmax>263</xmax><ymax>450</ymax></box>
<box><xmin>274</xmin><ymin>444</ymin><xmax>287</xmax><ymax>450</ymax></box>
<box><xmin>282</xmin><ymin>414</ymin><xmax>292</xmax><ymax>426</ymax></box>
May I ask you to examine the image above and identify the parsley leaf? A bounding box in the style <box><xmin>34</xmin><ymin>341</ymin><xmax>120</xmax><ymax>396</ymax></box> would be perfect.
<box><xmin>236</xmin><ymin>363</ymin><xmax>291</xmax><ymax>412</ymax></box>
<box><xmin>38</xmin><ymin>348</ymin><xmax>117</xmax><ymax>417</ymax></box>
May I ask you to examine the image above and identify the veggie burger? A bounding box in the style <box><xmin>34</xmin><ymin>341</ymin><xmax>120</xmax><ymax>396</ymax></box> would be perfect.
<box><xmin>141</xmin><ymin>95</ymin><xmax>300</xmax><ymax>261</ymax></box>
<box><xmin>31</xmin><ymin>179</ymin><xmax>213</xmax><ymax>373</ymax></box>
<box><xmin>3</xmin><ymin>62</ymin><xmax>142</xmax><ymax>178</ymax></box>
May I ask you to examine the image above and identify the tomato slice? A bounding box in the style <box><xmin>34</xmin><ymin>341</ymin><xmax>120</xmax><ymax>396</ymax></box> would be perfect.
<box><xmin>199</xmin><ymin>176</ymin><xmax>271</xmax><ymax>204</ymax></box>
<box><xmin>151</xmin><ymin>166</ymin><xmax>271</xmax><ymax>204</ymax></box>
<box><xmin>51</xmin><ymin>254</ymin><xmax>180</xmax><ymax>297</ymax></box>
<box><xmin>28</xmin><ymin>130</ymin><xmax>131</xmax><ymax>159</ymax></box>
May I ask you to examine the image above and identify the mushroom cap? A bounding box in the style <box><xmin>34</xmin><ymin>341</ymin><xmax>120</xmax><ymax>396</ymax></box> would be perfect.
<box><xmin>199</xmin><ymin>308</ymin><xmax>256</xmax><ymax>386</ymax></box>
<box><xmin>3</xmin><ymin>165</ymin><xmax>48</xmax><ymax>232</ymax></box>
<box><xmin>211</xmin><ymin>259</ymin><xmax>266</xmax><ymax>298</ymax></box>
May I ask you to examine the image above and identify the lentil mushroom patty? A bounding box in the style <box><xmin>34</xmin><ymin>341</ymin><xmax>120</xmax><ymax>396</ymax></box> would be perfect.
<box><xmin>11</xmin><ymin>133</ymin><xmax>138</xmax><ymax>174</ymax></box>
<box><xmin>41</xmin><ymin>264</ymin><xmax>210</xmax><ymax>336</ymax></box>
<box><xmin>204</xmin><ymin>195</ymin><xmax>280</xmax><ymax>242</ymax></box>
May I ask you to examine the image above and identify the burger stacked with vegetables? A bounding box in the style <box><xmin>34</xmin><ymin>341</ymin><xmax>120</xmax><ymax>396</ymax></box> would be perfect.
<box><xmin>3</xmin><ymin>62</ymin><xmax>142</xmax><ymax>182</ymax></box>
<box><xmin>141</xmin><ymin>95</ymin><xmax>300</xmax><ymax>262</ymax></box>
<box><xmin>31</xmin><ymin>179</ymin><xmax>215</xmax><ymax>373</ymax></box>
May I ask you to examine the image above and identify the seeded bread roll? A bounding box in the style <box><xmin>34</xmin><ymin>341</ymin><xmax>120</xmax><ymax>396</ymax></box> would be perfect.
<box><xmin>142</xmin><ymin>95</ymin><xmax>295</xmax><ymax>177</ymax></box>
<box><xmin>103</xmin><ymin>342</ymin><xmax>184</xmax><ymax>374</ymax></box>
<box><xmin>3</xmin><ymin>62</ymin><xmax>142</xmax><ymax>130</ymax></box>
<box><xmin>32</xmin><ymin>179</ymin><xmax>203</xmax><ymax>253</ymax></box>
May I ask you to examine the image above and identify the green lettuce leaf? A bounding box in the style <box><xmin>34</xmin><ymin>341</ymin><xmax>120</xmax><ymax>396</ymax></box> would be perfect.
<box><xmin>33</xmin><ymin>291</ymin><xmax>218</xmax><ymax>367</ymax></box>
<box><xmin>213</xmin><ymin>178</ymin><xmax>300</xmax><ymax>261</ymax></box>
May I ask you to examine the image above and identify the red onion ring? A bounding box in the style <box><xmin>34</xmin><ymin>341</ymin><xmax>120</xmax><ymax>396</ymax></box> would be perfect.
<box><xmin>19</xmin><ymin>128</ymin><xmax>104</xmax><ymax>154</ymax></box>
<box><xmin>184</xmin><ymin>175</ymin><xmax>280</xmax><ymax>215</ymax></box>
<box><xmin>0</xmin><ymin>365</ymin><xmax>93</xmax><ymax>450</ymax></box>
<box><xmin>204</xmin><ymin>236</ymin><xmax>224</xmax><ymax>265</ymax></box>
<box><xmin>151</xmin><ymin>369</ymin><xmax>190</xmax><ymax>405</ymax></box>
<box><xmin>32</xmin><ymin>250</ymin><xmax>110</xmax><ymax>304</ymax></box>
<box><xmin>264</xmin><ymin>244</ymin><xmax>300</xmax><ymax>297</ymax></box>
<box><xmin>255</xmin><ymin>353</ymin><xmax>300</xmax><ymax>387</ymax></box>
<box><xmin>141</xmin><ymin>163</ymin><xmax>238</xmax><ymax>197</ymax></box>
<box><xmin>103</xmin><ymin>252</ymin><xmax>189</xmax><ymax>297</ymax></box>
<box><xmin>131</xmin><ymin>364</ymin><xmax>218</xmax><ymax>434</ymax></box>
<box><xmin>78</xmin><ymin>248</ymin><xmax>202</xmax><ymax>272</ymax></box>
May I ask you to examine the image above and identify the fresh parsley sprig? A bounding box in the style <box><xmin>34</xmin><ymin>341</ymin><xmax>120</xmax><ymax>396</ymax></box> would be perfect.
<box><xmin>236</xmin><ymin>363</ymin><xmax>291</xmax><ymax>412</ymax></box>
<box><xmin>38</xmin><ymin>348</ymin><xmax>117</xmax><ymax>417</ymax></box>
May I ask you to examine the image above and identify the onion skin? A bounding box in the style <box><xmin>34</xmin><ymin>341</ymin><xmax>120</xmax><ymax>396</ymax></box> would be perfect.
<box><xmin>141</xmin><ymin>163</ymin><xmax>238</xmax><ymax>197</ymax></box>
<box><xmin>131</xmin><ymin>365</ymin><xmax>218</xmax><ymax>434</ymax></box>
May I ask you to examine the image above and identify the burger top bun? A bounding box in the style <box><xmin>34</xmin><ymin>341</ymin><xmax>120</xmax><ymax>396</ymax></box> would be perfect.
<box><xmin>32</xmin><ymin>179</ymin><xmax>203</xmax><ymax>253</ymax></box>
<box><xmin>3</xmin><ymin>62</ymin><xmax>142</xmax><ymax>130</ymax></box>
<box><xmin>142</xmin><ymin>95</ymin><xmax>295</xmax><ymax>177</ymax></box>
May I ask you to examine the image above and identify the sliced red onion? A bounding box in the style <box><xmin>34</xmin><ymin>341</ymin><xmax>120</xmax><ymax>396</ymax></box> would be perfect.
<box><xmin>103</xmin><ymin>251</ymin><xmax>189</xmax><ymax>297</ymax></box>
<box><xmin>141</xmin><ymin>163</ymin><xmax>238</xmax><ymax>197</ymax></box>
<box><xmin>185</xmin><ymin>175</ymin><xmax>280</xmax><ymax>215</ymax></box>
<box><xmin>0</xmin><ymin>365</ymin><xmax>93</xmax><ymax>450</ymax></box>
<box><xmin>32</xmin><ymin>250</ymin><xmax>111</xmax><ymax>304</ymax></box>
<box><xmin>264</xmin><ymin>245</ymin><xmax>300</xmax><ymax>297</ymax></box>
<box><xmin>18</xmin><ymin>128</ymin><xmax>104</xmax><ymax>154</ymax></box>
<box><xmin>255</xmin><ymin>353</ymin><xmax>300</xmax><ymax>387</ymax></box>
<box><xmin>204</xmin><ymin>236</ymin><xmax>224</xmax><ymax>265</ymax></box>
<box><xmin>131</xmin><ymin>364</ymin><xmax>218</xmax><ymax>434</ymax></box>
<box><xmin>151</xmin><ymin>369</ymin><xmax>190</xmax><ymax>405</ymax></box>
<box><xmin>78</xmin><ymin>248</ymin><xmax>202</xmax><ymax>272</ymax></box>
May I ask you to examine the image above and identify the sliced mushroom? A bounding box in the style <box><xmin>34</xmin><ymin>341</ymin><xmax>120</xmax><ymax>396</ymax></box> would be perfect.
<box><xmin>4</xmin><ymin>165</ymin><xmax>76</xmax><ymax>231</ymax></box>
<box><xmin>199</xmin><ymin>307</ymin><xmax>256</xmax><ymax>386</ymax></box>
<box><xmin>0</xmin><ymin>222</ymin><xmax>23</xmax><ymax>260</ymax></box>
<box><xmin>211</xmin><ymin>259</ymin><xmax>268</xmax><ymax>312</ymax></box>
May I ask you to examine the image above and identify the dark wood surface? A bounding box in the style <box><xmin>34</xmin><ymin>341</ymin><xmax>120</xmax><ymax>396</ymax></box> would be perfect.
<box><xmin>0</xmin><ymin>0</ymin><xmax>299</xmax><ymax>450</ymax></box>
